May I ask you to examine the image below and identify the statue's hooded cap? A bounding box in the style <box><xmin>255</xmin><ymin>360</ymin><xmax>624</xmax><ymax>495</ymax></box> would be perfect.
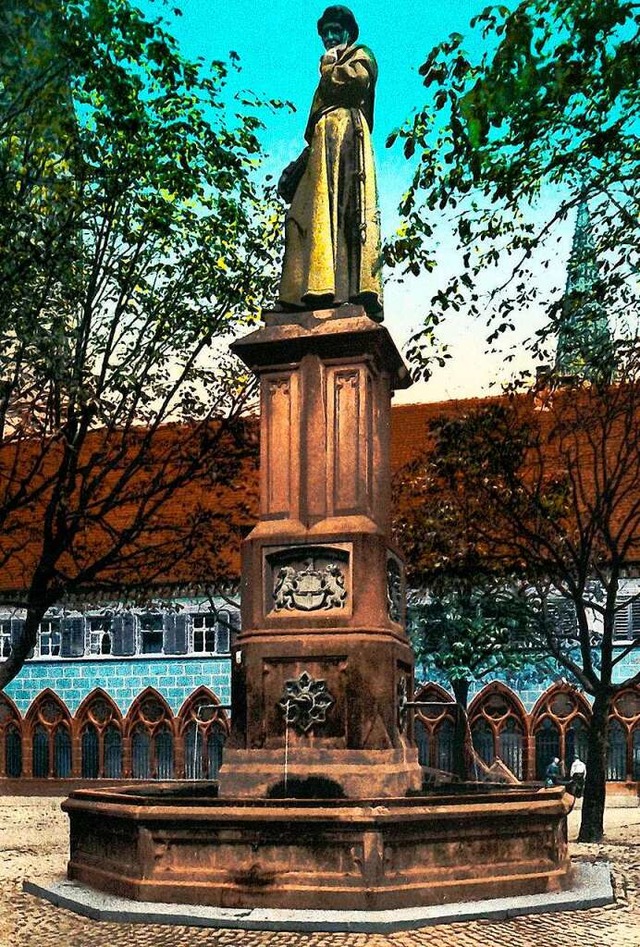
<box><xmin>317</xmin><ymin>5</ymin><xmax>359</xmax><ymax>45</ymax></box>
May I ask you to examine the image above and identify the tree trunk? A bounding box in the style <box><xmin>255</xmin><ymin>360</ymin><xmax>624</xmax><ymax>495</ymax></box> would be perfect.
<box><xmin>451</xmin><ymin>677</ymin><xmax>470</xmax><ymax>781</ymax></box>
<box><xmin>578</xmin><ymin>689</ymin><xmax>611</xmax><ymax>843</ymax></box>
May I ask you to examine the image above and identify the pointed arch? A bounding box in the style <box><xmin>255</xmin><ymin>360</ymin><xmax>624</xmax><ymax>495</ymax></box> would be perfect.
<box><xmin>531</xmin><ymin>681</ymin><xmax>591</xmax><ymax>724</ymax></box>
<box><xmin>124</xmin><ymin>687</ymin><xmax>174</xmax><ymax>737</ymax></box>
<box><xmin>413</xmin><ymin>681</ymin><xmax>454</xmax><ymax>705</ymax></box>
<box><xmin>25</xmin><ymin>690</ymin><xmax>72</xmax><ymax>779</ymax></box>
<box><xmin>412</xmin><ymin>682</ymin><xmax>456</xmax><ymax>774</ymax></box>
<box><xmin>177</xmin><ymin>687</ymin><xmax>230</xmax><ymax>735</ymax></box>
<box><xmin>609</xmin><ymin>686</ymin><xmax>640</xmax><ymax>782</ymax></box>
<box><xmin>0</xmin><ymin>691</ymin><xmax>21</xmax><ymax>728</ymax></box>
<box><xmin>607</xmin><ymin>717</ymin><xmax>627</xmax><ymax>781</ymax></box>
<box><xmin>0</xmin><ymin>692</ymin><xmax>22</xmax><ymax>778</ymax></box>
<box><xmin>178</xmin><ymin>687</ymin><xmax>229</xmax><ymax>780</ymax></box>
<box><xmin>531</xmin><ymin>682</ymin><xmax>591</xmax><ymax>779</ymax></box>
<box><xmin>25</xmin><ymin>689</ymin><xmax>71</xmax><ymax>727</ymax></box>
<box><xmin>76</xmin><ymin>688</ymin><xmax>123</xmax><ymax>728</ymax></box>
<box><xmin>468</xmin><ymin>681</ymin><xmax>527</xmax><ymax>723</ymax></box>
<box><xmin>76</xmin><ymin>689</ymin><xmax>124</xmax><ymax>780</ymax></box>
<box><xmin>468</xmin><ymin>682</ymin><xmax>528</xmax><ymax>780</ymax></box>
<box><xmin>125</xmin><ymin>687</ymin><xmax>175</xmax><ymax>781</ymax></box>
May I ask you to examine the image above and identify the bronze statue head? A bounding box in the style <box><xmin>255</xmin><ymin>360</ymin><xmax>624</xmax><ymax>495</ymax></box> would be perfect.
<box><xmin>317</xmin><ymin>6</ymin><xmax>359</xmax><ymax>46</ymax></box>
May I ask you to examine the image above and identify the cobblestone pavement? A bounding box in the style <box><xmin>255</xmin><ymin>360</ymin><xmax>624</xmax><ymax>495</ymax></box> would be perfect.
<box><xmin>1</xmin><ymin>797</ymin><xmax>639</xmax><ymax>947</ymax></box>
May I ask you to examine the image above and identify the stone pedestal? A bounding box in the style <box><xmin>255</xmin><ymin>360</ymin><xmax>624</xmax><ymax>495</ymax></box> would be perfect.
<box><xmin>222</xmin><ymin>306</ymin><xmax>421</xmax><ymax>798</ymax></box>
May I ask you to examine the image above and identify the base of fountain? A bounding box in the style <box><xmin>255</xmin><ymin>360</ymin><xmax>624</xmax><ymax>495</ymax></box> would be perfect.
<box><xmin>62</xmin><ymin>784</ymin><xmax>573</xmax><ymax>910</ymax></box>
<box><xmin>219</xmin><ymin>746</ymin><xmax>423</xmax><ymax>798</ymax></box>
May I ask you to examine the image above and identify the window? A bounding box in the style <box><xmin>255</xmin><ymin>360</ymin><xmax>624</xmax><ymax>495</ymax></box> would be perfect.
<box><xmin>38</xmin><ymin>619</ymin><xmax>61</xmax><ymax>657</ymax></box>
<box><xmin>28</xmin><ymin>693</ymin><xmax>72</xmax><ymax>778</ymax></box>
<box><xmin>607</xmin><ymin>720</ymin><xmax>627</xmax><ymax>781</ymax></box>
<box><xmin>32</xmin><ymin>725</ymin><xmax>49</xmax><ymax>777</ymax></box>
<box><xmin>613</xmin><ymin>598</ymin><xmax>640</xmax><ymax>641</ymax></box>
<box><xmin>184</xmin><ymin>723</ymin><xmax>204</xmax><ymax>779</ymax></box>
<box><xmin>132</xmin><ymin>727</ymin><xmax>151</xmax><ymax>778</ymax></box>
<box><xmin>77</xmin><ymin>693</ymin><xmax>123</xmax><ymax>779</ymax></box>
<box><xmin>535</xmin><ymin>718</ymin><xmax>561</xmax><ymax>779</ymax></box>
<box><xmin>131</xmin><ymin>725</ymin><xmax>174</xmax><ymax>779</ymax></box>
<box><xmin>128</xmin><ymin>692</ymin><xmax>175</xmax><ymax>779</ymax></box>
<box><xmin>566</xmin><ymin>719</ymin><xmax>589</xmax><ymax>765</ymax></box>
<box><xmin>88</xmin><ymin>617</ymin><xmax>112</xmax><ymax>656</ymax></box>
<box><xmin>5</xmin><ymin>726</ymin><xmax>22</xmax><ymax>777</ymax></box>
<box><xmin>155</xmin><ymin>727</ymin><xmax>174</xmax><ymax>779</ymax></box>
<box><xmin>472</xmin><ymin>719</ymin><xmax>494</xmax><ymax>766</ymax></box>
<box><xmin>414</xmin><ymin>718</ymin><xmax>430</xmax><ymax>767</ymax></box>
<box><xmin>435</xmin><ymin>718</ymin><xmax>455</xmax><ymax>773</ymax></box>
<box><xmin>81</xmin><ymin>725</ymin><xmax>100</xmax><ymax>778</ymax></box>
<box><xmin>207</xmin><ymin>729</ymin><xmax>224</xmax><ymax>779</ymax></box>
<box><xmin>191</xmin><ymin>611</ymin><xmax>233</xmax><ymax>655</ymax></box>
<box><xmin>499</xmin><ymin>718</ymin><xmax>524</xmax><ymax>779</ymax></box>
<box><xmin>633</xmin><ymin>729</ymin><xmax>640</xmax><ymax>781</ymax></box>
<box><xmin>179</xmin><ymin>690</ymin><xmax>229</xmax><ymax>780</ymax></box>
<box><xmin>0</xmin><ymin>621</ymin><xmax>11</xmax><ymax>658</ymax></box>
<box><xmin>139</xmin><ymin>613</ymin><xmax>164</xmax><ymax>654</ymax></box>
<box><xmin>104</xmin><ymin>726</ymin><xmax>122</xmax><ymax>778</ymax></box>
<box><xmin>192</xmin><ymin>614</ymin><xmax>217</xmax><ymax>653</ymax></box>
<box><xmin>54</xmin><ymin>727</ymin><xmax>72</xmax><ymax>777</ymax></box>
<box><xmin>183</xmin><ymin>723</ymin><xmax>225</xmax><ymax>779</ymax></box>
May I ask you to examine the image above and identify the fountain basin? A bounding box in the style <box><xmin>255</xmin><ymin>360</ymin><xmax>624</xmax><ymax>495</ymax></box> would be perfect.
<box><xmin>62</xmin><ymin>783</ymin><xmax>573</xmax><ymax>910</ymax></box>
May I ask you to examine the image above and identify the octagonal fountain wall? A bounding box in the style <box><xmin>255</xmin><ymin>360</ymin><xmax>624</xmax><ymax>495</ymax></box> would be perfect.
<box><xmin>63</xmin><ymin>782</ymin><xmax>573</xmax><ymax>909</ymax></box>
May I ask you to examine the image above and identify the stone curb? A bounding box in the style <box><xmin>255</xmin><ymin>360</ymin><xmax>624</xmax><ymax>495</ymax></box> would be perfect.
<box><xmin>23</xmin><ymin>863</ymin><xmax>613</xmax><ymax>933</ymax></box>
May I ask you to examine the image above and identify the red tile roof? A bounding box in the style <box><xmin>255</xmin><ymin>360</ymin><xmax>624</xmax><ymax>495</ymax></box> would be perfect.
<box><xmin>389</xmin><ymin>396</ymin><xmax>511</xmax><ymax>472</ymax></box>
<box><xmin>0</xmin><ymin>420</ymin><xmax>259</xmax><ymax>598</ymax></box>
<box><xmin>1</xmin><ymin>386</ymin><xmax>638</xmax><ymax>596</ymax></box>
<box><xmin>390</xmin><ymin>385</ymin><xmax>640</xmax><ymax>577</ymax></box>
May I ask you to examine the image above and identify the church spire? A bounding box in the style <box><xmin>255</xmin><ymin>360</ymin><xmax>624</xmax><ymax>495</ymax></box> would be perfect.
<box><xmin>555</xmin><ymin>190</ymin><xmax>614</xmax><ymax>383</ymax></box>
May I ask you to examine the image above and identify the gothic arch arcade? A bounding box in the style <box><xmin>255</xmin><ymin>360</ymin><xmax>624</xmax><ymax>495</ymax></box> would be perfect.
<box><xmin>531</xmin><ymin>684</ymin><xmax>591</xmax><ymax>779</ymax></box>
<box><xmin>469</xmin><ymin>683</ymin><xmax>529</xmax><ymax>780</ymax></box>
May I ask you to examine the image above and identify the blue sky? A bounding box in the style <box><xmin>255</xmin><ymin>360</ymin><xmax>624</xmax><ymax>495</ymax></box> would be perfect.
<box><xmin>139</xmin><ymin>1</ymin><xmax>571</xmax><ymax>402</ymax></box>
<box><xmin>144</xmin><ymin>1</ymin><xmax>480</xmax><ymax>140</ymax></box>
<box><xmin>141</xmin><ymin>1</ymin><xmax>483</xmax><ymax>203</ymax></box>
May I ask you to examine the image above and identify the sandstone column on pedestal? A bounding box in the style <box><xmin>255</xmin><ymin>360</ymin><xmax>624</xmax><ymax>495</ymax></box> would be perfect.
<box><xmin>221</xmin><ymin>305</ymin><xmax>422</xmax><ymax>798</ymax></box>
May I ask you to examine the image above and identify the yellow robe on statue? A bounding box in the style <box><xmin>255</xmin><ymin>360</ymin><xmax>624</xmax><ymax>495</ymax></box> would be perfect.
<box><xmin>278</xmin><ymin>43</ymin><xmax>383</xmax><ymax>317</ymax></box>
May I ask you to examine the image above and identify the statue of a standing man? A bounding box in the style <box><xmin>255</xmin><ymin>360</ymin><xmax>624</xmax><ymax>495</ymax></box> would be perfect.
<box><xmin>277</xmin><ymin>6</ymin><xmax>383</xmax><ymax>319</ymax></box>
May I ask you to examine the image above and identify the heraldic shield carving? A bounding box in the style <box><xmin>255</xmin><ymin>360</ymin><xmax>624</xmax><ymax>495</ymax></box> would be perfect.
<box><xmin>269</xmin><ymin>546</ymin><xmax>349</xmax><ymax>612</ymax></box>
<box><xmin>278</xmin><ymin>671</ymin><xmax>335</xmax><ymax>733</ymax></box>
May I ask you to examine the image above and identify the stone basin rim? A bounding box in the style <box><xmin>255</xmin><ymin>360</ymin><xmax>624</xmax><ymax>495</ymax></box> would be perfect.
<box><xmin>62</xmin><ymin>782</ymin><xmax>572</xmax><ymax>811</ymax></box>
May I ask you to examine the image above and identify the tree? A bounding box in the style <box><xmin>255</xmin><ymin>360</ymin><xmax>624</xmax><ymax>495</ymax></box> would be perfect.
<box><xmin>393</xmin><ymin>368</ymin><xmax>640</xmax><ymax>841</ymax></box>
<box><xmin>0</xmin><ymin>0</ymin><xmax>280</xmax><ymax>688</ymax></box>
<box><xmin>386</xmin><ymin>0</ymin><xmax>640</xmax><ymax>378</ymax></box>
<box><xmin>406</xmin><ymin>577</ymin><xmax>548</xmax><ymax>779</ymax></box>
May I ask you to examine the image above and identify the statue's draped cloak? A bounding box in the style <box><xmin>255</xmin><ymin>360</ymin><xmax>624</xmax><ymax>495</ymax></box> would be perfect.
<box><xmin>278</xmin><ymin>44</ymin><xmax>383</xmax><ymax>316</ymax></box>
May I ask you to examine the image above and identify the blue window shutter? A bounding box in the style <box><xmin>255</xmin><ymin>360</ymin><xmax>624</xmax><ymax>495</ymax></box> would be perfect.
<box><xmin>613</xmin><ymin>599</ymin><xmax>630</xmax><ymax>640</ymax></box>
<box><xmin>10</xmin><ymin>619</ymin><xmax>22</xmax><ymax>650</ymax></box>
<box><xmin>163</xmin><ymin>614</ymin><xmax>189</xmax><ymax>655</ymax></box>
<box><xmin>112</xmin><ymin>613</ymin><xmax>136</xmax><ymax>656</ymax></box>
<box><xmin>163</xmin><ymin>613</ymin><xmax>176</xmax><ymax>654</ymax></box>
<box><xmin>60</xmin><ymin>620</ymin><xmax>72</xmax><ymax>658</ymax></box>
<box><xmin>229</xmin><ymin>608</ymin><xmax>241</xmax><ymax>637</ymax></box>
<box><xmin>216</xmin><ymin>611</ymin><xmax>231</xmax><ymax>654</ymax></box>
<box><xmin>11</xmin><ymin>618</ymin><xmax>33</xmax><ymax>659</ymax></box>
<box><xmin>174</xmin><ymin>614</ymin><xmax>189</xmax><ymax>655</ymax></box>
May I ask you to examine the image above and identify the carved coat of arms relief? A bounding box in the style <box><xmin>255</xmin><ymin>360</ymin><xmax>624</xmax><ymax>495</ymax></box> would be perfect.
<box><xmin>273</xmin><ymin>561</ymin><xmax>347</xmax><ymax>612</ymax></box>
